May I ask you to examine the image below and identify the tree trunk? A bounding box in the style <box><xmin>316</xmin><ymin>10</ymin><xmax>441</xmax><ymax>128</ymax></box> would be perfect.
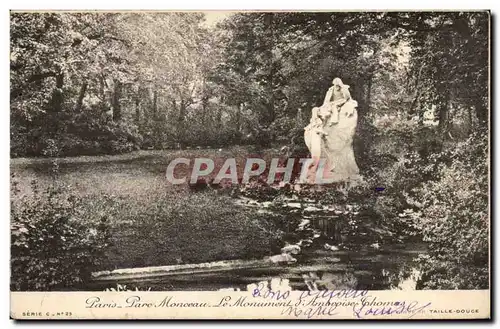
<box><xmin>236</xmin><ymin>103</ymin><xmax>242</xmax><ymax>133</ymax></box>
<box><xmin>438</xmin><ymin>91</ymin><xmax>451</xmax><ymax>137</ymax></box>
<box><xmin>75</xmin><ymin>81</ymin><xmax>88</xmax><ymax>112</ymax></box>
<box><xmin>409</xmin><ymin>58</ymin><xmax>427</xmax><ymax>119</ymax></box>
<box><xmin>99</xmin><ymin>75</ymin><xmax>107</xmax><ymax>104</ymax></box>
<box><xmin>46</xmin><ymin>73</ymin><xmax>64</xmax><ymax>136</ymax></box>
<box><xmin>474</xmin><ymin>98</ymin><xmax>487</xmax><ymax>124</ymax></box>
<box><xmin>351</xmin><ymin>79</ymin><xmax>370</xmax><ymax>171</ymax></box>
<box><xmin>365</xmin><ymin>73</ymin><xmax>373</xmax><ymax>110</ymax></box>
<box><xmin>352</xmin><ymin>80</ymin><xmax>366</xmax><ymax>118</ymax></box>
<box><xmin>468</xmin><ymin>106</ymin><xmax>474</xmax><ymax>135</ymax></box>
<box><xmin>152</xmin><ymin>89</ymin><xmax>158</xmax><ymax>120</ymax></box>
<box><xmin>201</xmin><ymin>95</ymin><xmax>209</xmax><ymax>125</ymax></box>
<box><xmin>178</xmin><ymin>99</ymin><xmax>186</xmax><ymax>146</ymax></box>
<box><xmin>265</xmin><ymin>13</ymin><xmax>275</xmax><ymax>126</ymax></box>
<box><xmin>50</xmin><ymin>73</ymin><xmax>64</xmax><ymax>113</ymax></box>
<box><xmin>135</xmin><ymin>86</ymin><xmax>141</xmax><ymax>123</ymax></box>
<box><xmin>217</xmin><ymin>96</ymin><xmax>224</xmax><ymax>130</ymax></box>
<box><xmin>112</xmin><ymin>79</ymin><xmax>122</xmax><ymax>122</ymax></box>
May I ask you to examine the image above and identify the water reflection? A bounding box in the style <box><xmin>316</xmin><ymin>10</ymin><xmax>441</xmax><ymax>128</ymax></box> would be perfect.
<box><xmin>229</xmin><ymin>193</ymin><xmax>426</xmax><ymax>291</ymax></box>
<box><xmin>221</xmin><ymin>266</ymin><xmax>421</xmax><ymax>293</ymax></box>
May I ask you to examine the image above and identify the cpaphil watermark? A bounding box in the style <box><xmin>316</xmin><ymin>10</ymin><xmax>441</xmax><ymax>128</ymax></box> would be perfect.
<box><xmin>165</xmin><ymin>157</ymin><xmax>336</xmax><ymax>185</ymax></box>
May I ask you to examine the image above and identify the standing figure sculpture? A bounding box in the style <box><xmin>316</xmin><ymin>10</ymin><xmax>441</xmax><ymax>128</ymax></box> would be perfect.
<box><xmin>303</xmin><ymin>77</ymin><xmax>360</xmax><ymax>184</ymax></box>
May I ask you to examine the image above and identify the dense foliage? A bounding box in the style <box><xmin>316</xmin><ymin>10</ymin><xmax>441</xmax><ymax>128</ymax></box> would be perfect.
<box><xmin>10</xmin><ymin>177</ymin><xmax>110</xmax><ymax>290</ymax></box>
<box><xmin>11</xmin><ymin>12</ymin><xmax>488</xmax><ymax>156</ymax></box>
<box><xmin>346</xmin><ymin>121</ymin><xmax>489</xmax><ymax>289</ymax></box>
<box><xmin>411</xmin><ymin>131</ymin><xmax>489</xmax><ymax>289</ymax></box>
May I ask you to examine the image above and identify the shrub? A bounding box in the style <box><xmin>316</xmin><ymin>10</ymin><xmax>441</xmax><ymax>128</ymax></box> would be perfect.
<box><xmin>407</xmin><ymin>130</ymin><xmax>489</xmax><ymax>289</ymax></box>
<box><xmin>352</xmin><ymin>124</ymin><xmax>443</xmax><ymax>238</ymax></box>
<box><xmin>10</xmin><ymin>177</ymin><xmax>110</xmax><ymax>291</ymax></box>
<box><xmin>360</xmin><ymin>119</ymin><xmax>488</xmax><ymax>289</ymax></box>
<box><xmin>11</xmin><ymin>107</ymin><xmax>143</xmax><ymax>157</ymax></box>
<box><xmin>269</xmin><ymin>115</ymin><xmax>297</xmax><ymax>143</ymax></box>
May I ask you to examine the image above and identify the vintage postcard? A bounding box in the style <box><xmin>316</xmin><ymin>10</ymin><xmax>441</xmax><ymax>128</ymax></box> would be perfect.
<box><xmin>10</xmin><ymin>10</ymin><xmax>490</xmax><ymax>320</ymax></box>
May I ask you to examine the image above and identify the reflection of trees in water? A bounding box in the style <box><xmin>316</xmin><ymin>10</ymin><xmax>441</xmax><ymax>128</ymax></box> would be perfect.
<box><xmin>303</xmin><ymin>271</ymin><xmax>358</xmax><ymax>291</ymax></box>
<box><xmin>298</xmin><ymin>262</ymin><xmax>420</xmax><ymax>292</ymax></box>
<box><xmin>380</xmin><ymin>263</ymin><xmax>420</xmax><ymax>290</ymax></box>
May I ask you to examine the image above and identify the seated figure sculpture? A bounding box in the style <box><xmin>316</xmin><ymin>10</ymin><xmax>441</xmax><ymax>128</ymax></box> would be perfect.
<box><xmin>303</xmin><ymin>77</ymin><xmax>360</xmax><ymax>184</ymax></box>
<box><xmin>321</xmin><ymin>77</ymin><xmax>353</xmax><ymax>125</ymax></box>
<box><xmin>304</xmin><ymin>77</ymin><xmax>355</xmax><ymax>136</ymax></box>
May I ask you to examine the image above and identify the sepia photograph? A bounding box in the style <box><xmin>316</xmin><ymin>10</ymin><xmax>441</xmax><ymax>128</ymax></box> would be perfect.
<box><xmin>9</xmin><ymin>9</ymin><xmax>490</xmax><ymax>319</ymax></box>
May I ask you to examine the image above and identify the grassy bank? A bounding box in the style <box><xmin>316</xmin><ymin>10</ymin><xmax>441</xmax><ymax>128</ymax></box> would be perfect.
<box><xmin>10</xmin><ymin>147</ymin><xmax>282</xmax><ymax>271</ymax></box>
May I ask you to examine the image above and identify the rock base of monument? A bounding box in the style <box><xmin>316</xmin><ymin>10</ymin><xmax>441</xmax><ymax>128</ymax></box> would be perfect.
<box><xmin>304</xmin><ymin>100</ymin><xmax>361</xmax><ymax>183</ymax></box>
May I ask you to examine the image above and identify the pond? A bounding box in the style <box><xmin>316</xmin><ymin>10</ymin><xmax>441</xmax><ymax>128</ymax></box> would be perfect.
<box><xmin>91</xmin><ymin>186</ymin><xmax>427</xmax><ymax>292</ymax></box>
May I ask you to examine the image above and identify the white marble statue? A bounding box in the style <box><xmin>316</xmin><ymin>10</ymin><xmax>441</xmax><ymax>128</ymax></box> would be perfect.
<box><xmin>303</xmin><ymin>77</ymin><xmax>360</xmax><ymax>183</ymax></box>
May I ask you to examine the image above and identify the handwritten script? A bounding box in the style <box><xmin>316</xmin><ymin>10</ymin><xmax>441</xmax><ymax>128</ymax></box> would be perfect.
<box><xmin>353</xmin><ymin>297</ymin><xmax>432</xmax><ymax>319</ymax></box>
<box><xmin>251</xmin><ymin>284</ymin><xmax>431</xmax><ymax>319</ymax></box>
